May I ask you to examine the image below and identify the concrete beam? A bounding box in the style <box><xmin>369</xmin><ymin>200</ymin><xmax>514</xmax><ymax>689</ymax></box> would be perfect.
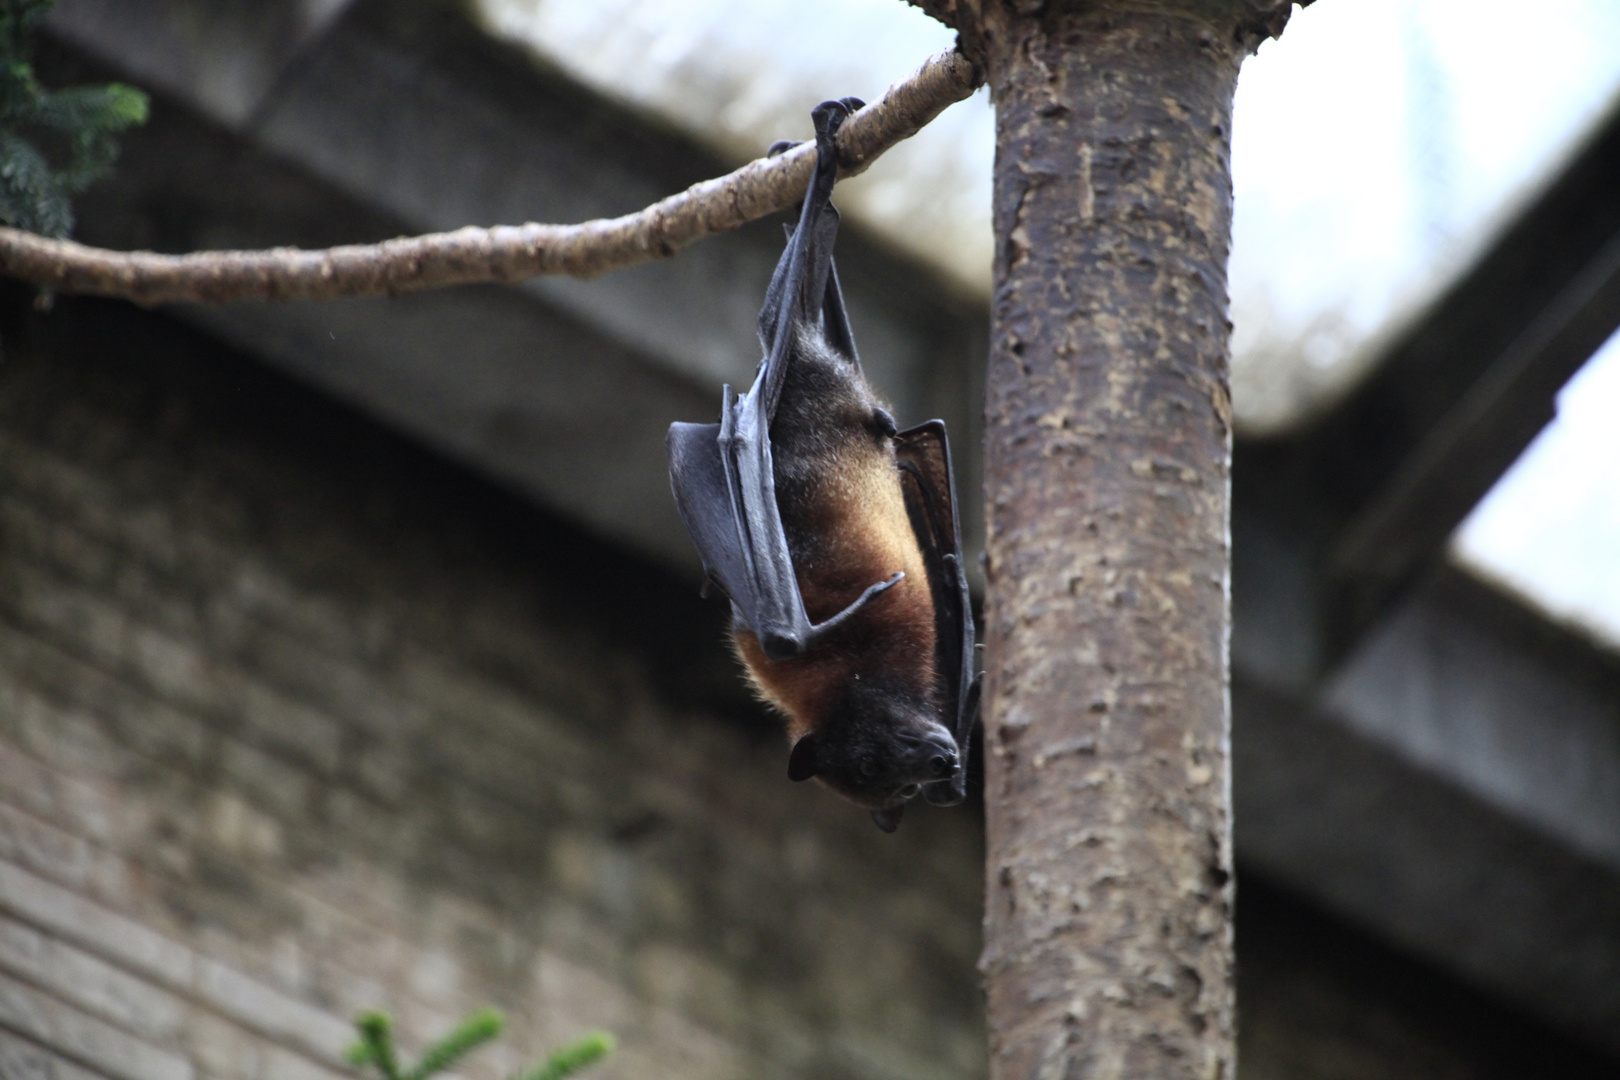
<box><xmin>1236</xmin><ymin>93</ymin><xmax>1620</xmax><ymax>667</ymax></box>
<box><xmin>1237</xmin><ymin>561</ymin><xmax>1620</xmax><ymax>1048</ymax></box>
<box><xmin>1237</xmin><ymin>659</ymin><xmax>1620</xmax><ymax>1052</ymax></box>
<box><xmin>1324</xmin><ymin>570</ymin><xmax>1620</xmax><ymax>874</ymax></box>
<box><xmin>51</xmin><ymin>28</ymin><xmax>709</xmax><ymax>564</ymax></box>
<box><xmin>49</xmin><ymin>0</ymin><xmax>357</xmax><ymax>128</ymax></box>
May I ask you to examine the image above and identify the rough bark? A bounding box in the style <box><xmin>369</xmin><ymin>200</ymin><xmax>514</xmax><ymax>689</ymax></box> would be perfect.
<box><xmin>975</xmin><ymin>4</ymin><xmax>1282</xmax><ymax>1078</ymax></box>
<box><xmin>0</xmin><ymin>48</ymin><xmax>979</xmax><ymax>305</ymax></box>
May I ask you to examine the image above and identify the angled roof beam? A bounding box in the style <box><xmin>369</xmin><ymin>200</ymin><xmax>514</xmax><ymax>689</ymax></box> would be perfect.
<box><xmin>1236</xmin><ymin>91</ymin><xmax>1620</xmax><ymax>677</ymax></box>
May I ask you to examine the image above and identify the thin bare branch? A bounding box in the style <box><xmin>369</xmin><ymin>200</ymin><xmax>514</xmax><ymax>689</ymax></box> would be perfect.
<box><xmin>0</xmin><ymin>48</ymin><xmax>982</xmax><ymax>307</ymax></box>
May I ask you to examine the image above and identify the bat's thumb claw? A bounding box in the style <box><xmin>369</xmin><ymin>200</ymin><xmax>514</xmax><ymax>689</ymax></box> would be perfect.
<box><xmin>761</xmin><ymin>632</ymin><xmax>802</xmax><ymax>662</ymax></box>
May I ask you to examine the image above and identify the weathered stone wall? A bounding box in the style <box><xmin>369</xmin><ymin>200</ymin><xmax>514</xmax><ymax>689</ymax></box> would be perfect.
<box><xmin>0</xmin><ymin>291</ymin><xmax>987</xmax><ymax>1080</ymax></box>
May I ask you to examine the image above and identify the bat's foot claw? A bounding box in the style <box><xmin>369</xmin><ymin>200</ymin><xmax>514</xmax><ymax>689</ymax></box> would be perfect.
<box><xmin>811</xmin><ymin>98</ymin><xmax>861</xmax><ymax>141</ymax></box>
<box><xmin>766</xmin><ymin>139</ymin><xmax>801</xmax><ymax>158</ymax></box>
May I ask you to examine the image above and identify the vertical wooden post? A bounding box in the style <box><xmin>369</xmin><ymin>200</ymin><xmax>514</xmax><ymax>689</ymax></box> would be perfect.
<box><xmin>925</xmin><ymin>3</ymin><xmax>1298</xmax><ymax>1077</ymax></box>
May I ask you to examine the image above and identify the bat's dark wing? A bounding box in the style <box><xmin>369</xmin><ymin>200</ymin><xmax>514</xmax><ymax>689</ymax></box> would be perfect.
<box><xmin>666</xmin><ymin>97</ymin><xmax>897</xmax><ymax>662</ymax></box>
<box><xmin>895</xmin><ymin>421</ymin><xmax>981</xmax><ymax>807</ymax></box>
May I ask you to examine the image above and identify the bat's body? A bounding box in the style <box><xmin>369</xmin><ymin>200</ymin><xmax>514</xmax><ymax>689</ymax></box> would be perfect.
<box><xmin>667</xmin><ymin>99</ymin><xmax>979</xmax><ymax>831</ymax></box>
<box><xmin>731</xmin><ymin>328</ymin><xmax>937</xmax><ymax>742</ymax></box>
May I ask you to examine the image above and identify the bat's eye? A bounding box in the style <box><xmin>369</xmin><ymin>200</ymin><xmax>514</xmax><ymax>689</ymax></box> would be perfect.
<box><xmin>859</xmin><ymin>759</ymin><xmax>881</xmax><ymax>779</ymax></box>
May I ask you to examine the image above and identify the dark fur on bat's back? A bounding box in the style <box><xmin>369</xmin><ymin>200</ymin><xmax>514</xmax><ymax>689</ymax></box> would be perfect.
<box><xmin>770</xmin><ymin>328</ymin><xmax>890</xmax><ymax>576</ymax></box>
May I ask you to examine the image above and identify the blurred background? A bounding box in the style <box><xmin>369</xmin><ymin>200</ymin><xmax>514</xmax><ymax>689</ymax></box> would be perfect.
<box><xmin>1</xmin><ymin>1</ymin><xmax>1617</xmax><ymax>1078</ymax></box>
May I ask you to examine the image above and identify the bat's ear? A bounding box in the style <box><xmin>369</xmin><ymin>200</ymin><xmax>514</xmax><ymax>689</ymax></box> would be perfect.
<box><xmin>787</xmin><ymin>735</ymin><xmax>820</xmax><ymax>782</ymax></box>
<box><xmin>870</xmin><ymin>806</ymin><xmax>904</xmax><ymax>833</ymax></box>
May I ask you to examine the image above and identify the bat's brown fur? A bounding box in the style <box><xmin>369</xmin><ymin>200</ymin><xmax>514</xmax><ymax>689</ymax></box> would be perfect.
<box><xmin>731</xmin><ymin>328</ymin><xmax>937</xmax><ymax>742</ymax></box>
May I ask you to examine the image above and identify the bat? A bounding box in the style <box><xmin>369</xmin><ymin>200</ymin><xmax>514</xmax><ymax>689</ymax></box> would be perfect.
<box><xmin>666</xmin><ymin>98</ymin><xmax>980</xmax><ymax>832</ymax></box>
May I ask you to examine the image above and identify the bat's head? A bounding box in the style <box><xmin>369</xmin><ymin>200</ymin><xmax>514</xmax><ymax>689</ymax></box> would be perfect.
<box><xmin>786</xmin><ymin>677</ymin><xmax>960</xmax><ymax>832</ymax></box>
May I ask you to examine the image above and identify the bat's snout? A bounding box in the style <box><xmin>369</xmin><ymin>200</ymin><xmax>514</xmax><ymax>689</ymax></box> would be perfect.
<box><xmin>906</xmin><ymin>733</ymin><xmax>959</xmax><ymax>783</ymax></box>
<box><xmin>914</xmin><ymin>733</ymin><xmax>967</xmax><ymax>808</ymax></box>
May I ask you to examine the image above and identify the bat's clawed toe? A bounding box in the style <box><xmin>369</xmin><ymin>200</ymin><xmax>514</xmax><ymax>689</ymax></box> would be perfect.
<box><xmin>811</xmin><ymin>97</ymin><xmax>862</xmax><ymax>141</ymax></box>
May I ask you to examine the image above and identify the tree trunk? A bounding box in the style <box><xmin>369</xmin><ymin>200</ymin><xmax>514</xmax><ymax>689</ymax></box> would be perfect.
<box><xmin>976</xmin><ymin>5</ymin><xmax>1278</xmax><ymax>1078</ymax></box>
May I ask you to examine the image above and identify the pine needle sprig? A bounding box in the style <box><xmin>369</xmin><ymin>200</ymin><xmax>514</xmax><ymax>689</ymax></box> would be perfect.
<box><xmin>515</xmin><ymin>1031</ymin><xmax>616</xmax><ymax>1080</ymax></box>
<box><xmin>0</xmin><ymin>0</ymin><xmax>148</xmax><ymax>237</ymax></box>
<box><xmin>347</xmin><ymin>1011</ymin><xmax>404</xmax><ymax>1080</ymax></box>
<box><xmin>405</xmin><ymin>1008</ymin><xmax>506</xmax><ymax>1080</ymax></box>
<box><xmin>347</xmin><ymin>1009</ymin><xmax>614</xmax><ymax>1080</ymax></box>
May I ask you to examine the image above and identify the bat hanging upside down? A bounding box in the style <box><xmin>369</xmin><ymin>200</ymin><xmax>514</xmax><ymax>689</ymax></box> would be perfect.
<box><xmin>666</xmin><ymin>98</ymin><xmax>981</xmax><ymax>832</ymax></box>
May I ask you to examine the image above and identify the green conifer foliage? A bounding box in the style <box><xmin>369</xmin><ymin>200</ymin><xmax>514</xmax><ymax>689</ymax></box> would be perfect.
<box><xmin>347</xmin><ymin>1009</ymin><xmax>615</xmax><ymax>1080</ymax></box>
<box><xmin>0</xmin><ymin>0</ymin><xmax>147</xmax><ymax>237</ymax></box>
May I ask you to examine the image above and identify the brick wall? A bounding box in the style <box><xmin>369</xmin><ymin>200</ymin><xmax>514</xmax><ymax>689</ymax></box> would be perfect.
<box><xmin>0</xmin><ymin>293</ymin><xmax>987</xmax><ymax>1080</ymax></box>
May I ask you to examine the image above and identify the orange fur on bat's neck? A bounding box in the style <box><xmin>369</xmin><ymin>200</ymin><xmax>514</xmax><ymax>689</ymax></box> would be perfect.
<box><xmin>732</xmin><ymin>426</ymin><xmax>937</xmax><ymax>740</ymax></box>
